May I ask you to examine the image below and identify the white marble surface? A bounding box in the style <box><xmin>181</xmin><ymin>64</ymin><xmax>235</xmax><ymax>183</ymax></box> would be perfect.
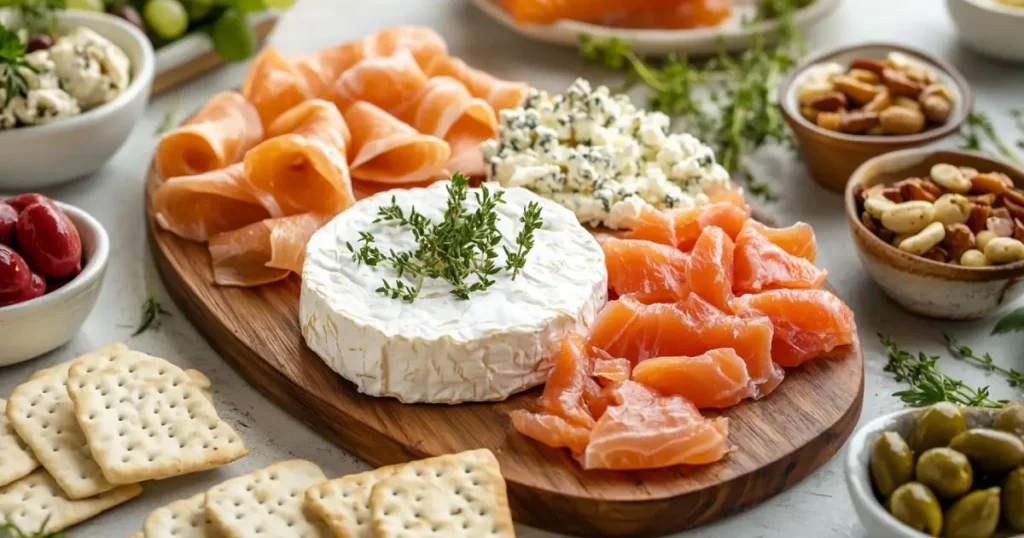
<box><xmin>1</xmin><ymin>0</ymin><xmax>1023</xmax><ymax>536</ymax></box>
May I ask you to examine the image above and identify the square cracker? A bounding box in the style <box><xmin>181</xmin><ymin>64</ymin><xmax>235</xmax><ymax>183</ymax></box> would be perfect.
<box><xmin>205</xmin><ymin>460</ymin><xmax>330</xmax><ymax>538</ymax></box>
<box><xmin>0</xmin><ymin>469</ymin><xmax>142</xmax><ymax>534</ymax></box>
<box><xmin>65</xmin><ymin>349</ymin><xmax>247</xmax><ymax>484</ymax></box>
<box><xmin>0</xmin><ymin>398</ymin><xmax>38</xmax><ymax>488</ymax></box>
<box><xmin>370</xmin><ymin>449</ymin><xmax>514</xmax><ymax>538</ymax></box>
<box><xmin>143</xmin><ymin>492</ymin><xmax>221</xmax><ymax>538</ymax></box>
<box><xmin>305</xmin><ymin>464</ymin><xmax>403</xmax><ymax>538</ymax></box>
<box><xmin>6</xmin><ymin>344</ymin><xmax>128</xmax><ymax>499</ymax></box>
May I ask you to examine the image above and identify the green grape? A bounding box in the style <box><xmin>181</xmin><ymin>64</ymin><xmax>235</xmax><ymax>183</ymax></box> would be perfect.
<box><xmin>212</xmin><ymin>8</ymin><xmax>255</xmax><ymax>61</ymax></box>
<box><xmin>263</xmin><ymin>0</ymin><xmax>294</xmax><ymax>8</ymax></box>
<box><xmin>67</xmin><ymin>0</ymin><xmax>106</xmax><ymax>11</ymax></box>
<box><xmin>144</xmin><ymin>0</ymin><xmax>189</xmax><ymax>39</ymax></box>
<box><xmin>185</xmin><ymin>0</ymin><xmax>212</xmax><ymax>20</ymax></box>
<box><xmin>234</xmin><ymin>0</ymin><xmax>263</xmax><ymax>12</ymax></box>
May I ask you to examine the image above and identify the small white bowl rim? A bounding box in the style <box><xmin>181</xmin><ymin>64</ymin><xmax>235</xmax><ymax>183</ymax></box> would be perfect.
<box><xmin>955</xmin><ymin>0</ymin><xmax>1024</xmax><ymax>18</ymax></box>
<box><xmin>0</xmin><ymin>10</ymin><xmax>155</xmax><ymax>142</ymax></box>
<box><xmin>0</xmin><ymin>201</ymin><xmax>110</xmax><ymax>316</ymax></box>
<box><xmin>846</xmin><ymin>145</ymin><xmax>1024</xmax><ymax>275</ymax></box>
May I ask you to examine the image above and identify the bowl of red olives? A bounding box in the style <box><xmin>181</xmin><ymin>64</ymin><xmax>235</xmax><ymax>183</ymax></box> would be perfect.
<box><xmin>0</xmin><ymin>193</ymin><xmax>109</xmax><ymax>366</ymax></box>
<box><xmin>846</xmin><ymin>402</ymin><xmax>1024</xmax><ymax>537</ymax></box>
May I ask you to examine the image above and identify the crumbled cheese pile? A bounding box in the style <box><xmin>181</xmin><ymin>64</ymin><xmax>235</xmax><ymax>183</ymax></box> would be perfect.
<box><xmin>482</xmin><ymin>78</ymin><xmax>732</xmax><ymax>230</ymax></box>
<box><xmin>0</xmin><ymin>27</ymin><xmax>130</xmax><ymax>129</ymax></box>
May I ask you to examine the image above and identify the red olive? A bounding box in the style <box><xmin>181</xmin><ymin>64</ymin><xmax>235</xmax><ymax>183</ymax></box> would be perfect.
<box><xmin>6</xmin><ymin>193</ymin><xmax>56</xmax><ymax>213</ymax></box>
<box><xmin>8</xmin><ymin>272</ymin><xmax>47</xmax><ymax>306</ymax></box>
<box><xmin>15</xmin><ymin>203</ymin><xmax>82</xmax><ymax>278</ymax></box>
<box><xmin>0</xmin><ymin>244</ymin><xmax>31</xmax><ymax>306</ymax></box>
<box><xmin>26</xmin><ymin>34</ymin><xmax>55</xmax><ymax>53</ymax></box>
<box><xmin>0</xmin><ymin>201</ymin><xmax>16</xmax><ymax>246</ymax></box>
<box><xmin>46</xmin><ymin>261</ymin><xmax>82</xmax><ymax>293</ymax></box>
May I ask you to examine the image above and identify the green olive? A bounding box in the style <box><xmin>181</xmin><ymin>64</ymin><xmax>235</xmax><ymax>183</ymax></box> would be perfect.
<box><xmin>915</xmin><ymin>448</ymin><xmax>973</xmax><ymax>499</ymax></box>
<box><xmin>949</xmin><ymin>428</ymin><xmax>1024</xmax><ymax>473</ymax></box>
<box><xmin>912</xmin><ymin>402</ymin><xmax>968</xmax><ymax>453</ymax></box>
<box><xmin>1005</xmin><ymin>467</ymin><xmax>1024</xmax><ymax>532</ymax></box>
<box><xmin>994</xmin><ymin>401</ymin><xmax>1024</xmax><ymax>437</ymax></box>
<box><xmin>871</xmin><ymin>431</ymin><xmax>916</xmax><ymax>498</ymax></box>
<box><xmin>887</xmin><ymin>482</ymin><xmax>943</xmax><ymax>537</ymax></box>
<box><xmin>942</xmin><ymin>487</ymin><xmax>1001</xmax><ymax>538</ymax></box>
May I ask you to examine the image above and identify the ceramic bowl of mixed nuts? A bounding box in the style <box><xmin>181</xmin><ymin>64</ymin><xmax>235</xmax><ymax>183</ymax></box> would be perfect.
<box><xmin>781</xmin><ymin>43</ymin><xmax>971</xmax><ymax>192</ymax></box>
<box><xmin>846</xmin><ymin>148</ymin><xmax>1024</xmax><ymax>320</ymax></box>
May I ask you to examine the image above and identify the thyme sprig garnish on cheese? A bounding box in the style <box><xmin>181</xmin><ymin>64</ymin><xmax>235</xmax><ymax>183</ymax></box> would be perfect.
<box><xmin>348</xmin><ymin>173</ymin><xmax>543</xmax><ymax>302</ymax></box>
<box><xmin>0</xmin><ymin>24</ymin><xmax>36</xmax><ymax>107</ymax></box>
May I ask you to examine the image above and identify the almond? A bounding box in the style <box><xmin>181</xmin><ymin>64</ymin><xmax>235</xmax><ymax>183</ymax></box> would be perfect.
<box><xmin>970</xmin><ymin>173</ymin><xmax>1009</xmax><ymax>195</ymax></box>
<box><xmin>832</xmin><ymin>75</ymin><xmax>881</xmax><ymax>104</ymax></box>
<box><xmin>942</xmin><ymin>223</ymin><xmax>976</xmax><ymax>260</ymax></box>
<box><xmin>967</xmin><ymin>203</ymin><xmax>991</xmax><ymax>233</ymax></box>
<box><xmin>882</xmin><ymin>187</ymin><xmax>904</xmax><ymax>203</ymax></box>
<box><xmin>879</xmin><ymin>106</ymin><xmax>926</xmax><ymax>135</ymax></box>
<box><xmin>882</xmin><ymin>68</ymin><xmax>925</xmax><ymax>98</ymax></box>
<box><xmin>896</xmin><ymin>178</ymin><xmax>937</xmax><ymax>203</ymax></box>
<box><xmin>839</xmin><ymin>111</ymin><xmax>880</xmax><ymax>134</ymax></box>
<box><xmin>808</xmin><ymin>91</ymin><xmax>848</xmax><ymax>112</ymax></box>
<box><xmin>850</xmin><ymin>58</ymin><xmax>887</xmax><ymax>75</ymax></box>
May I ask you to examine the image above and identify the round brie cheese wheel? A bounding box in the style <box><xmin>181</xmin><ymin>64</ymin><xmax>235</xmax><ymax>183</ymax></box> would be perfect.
<box><xmin>300</xmin><ymin>181</ymin><xmax>607</xmax><ymax>404</ymax></box>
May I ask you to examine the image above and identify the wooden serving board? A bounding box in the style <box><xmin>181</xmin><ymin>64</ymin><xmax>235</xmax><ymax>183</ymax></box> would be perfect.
<box><xmin>145</xmin><ymin>169</ymin><xmax>864</xmax><ymax>537</ymax></box>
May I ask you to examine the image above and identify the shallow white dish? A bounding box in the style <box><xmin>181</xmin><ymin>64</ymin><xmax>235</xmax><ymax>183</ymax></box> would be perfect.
<box><xmin>0</xmin><ymin>11</ymin><xmax>154</xmax><ymax>190</ymax></box>
<box><xmin>946</xmin><ymin>0</ymin><xmax>1024</xmax><ymax>63</ymax></box>
<box><xmin>0</xmin><ymin>202</ymin><xmax>110</xmax><ymax>367</ymax></box>
<box><xmin>471</xmin><ymin>0</ymin><xmax>840</xmax><ymax>56</ymax></box>
<box><xmin>844</xmin><ymin>407</ymin><xmax>1002</xmax><ymax>538</ymax></box>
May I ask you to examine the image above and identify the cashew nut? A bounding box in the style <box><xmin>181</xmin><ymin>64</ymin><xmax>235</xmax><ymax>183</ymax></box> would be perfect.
<box><xmin>976</xmin><ymin>230</ymin><xmax>998</xmax><ymax>251</ymax></box>
<box><xmin>984</xmin><ymin>237</ymin><xmax>1024</xmax><ymax>265</ymax></box>
<box><xmin>930</xmin><ymin>164</ymin><xmax>972</xmax><ymax>193</ymax></box>
<box><xmin>960</xmin><ymin>249</ymin><xmax>990</xmax><ymax>267</ymax></box>
<box><xmin>881</xmin><ymin>201</ymin><xmax>936</xmax><ymax>234</ymax></box>
<box><xmin>864</xmin><ymin>195</ymin><xmax>896</xmax><ymax>219</ymax></box>
<box><xmin>933</xmin><ymin>193</ymin><xmax>971</xmax><ymax>225</ymax></box>
<box><xmin>898</xmin><ymin>222</ymin><xmax>946</xmax><ymax>255</ymax></box>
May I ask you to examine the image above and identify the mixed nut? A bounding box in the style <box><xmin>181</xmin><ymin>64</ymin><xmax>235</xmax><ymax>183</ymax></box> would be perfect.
<box><xmin>854</xmin><ymin>164</ymin><xmax>1024</xmax><ymax>266</ymax></box>
<box><xmin>870</xmin><ymin>402</ymin><xmax>1024</xmax><ymax>537</ymax></box>
<box><xmin>798</xmin><ymin>52</ymin><xmax>955</xmax><ymax>136</ymax></box>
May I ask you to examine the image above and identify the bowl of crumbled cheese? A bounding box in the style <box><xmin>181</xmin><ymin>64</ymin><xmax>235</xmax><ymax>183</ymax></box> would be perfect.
<box><xmin>0</xmin><ymin>9</ymin><xmax>154</xmax><ymax>189</ymax></box>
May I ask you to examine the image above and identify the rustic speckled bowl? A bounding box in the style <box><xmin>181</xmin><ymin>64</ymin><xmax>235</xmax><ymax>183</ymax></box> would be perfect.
<box><xmin>779</xmin><ymin>43</ymin><xmax>972</xmax><ymax>193</ymax></box>
<box><xmin>845</xmin><ymin>147</ymin><xmax>1024</xmax><ymax>320</ymax></box>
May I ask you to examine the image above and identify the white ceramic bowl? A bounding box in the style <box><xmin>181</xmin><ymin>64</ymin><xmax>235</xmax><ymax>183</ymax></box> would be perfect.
<box><xmin>947</xmin><ymin>0</ymin><xmax>1024</xmax><ymax>63</ymax></box>
<box><xmin>845</xmin><ymin>407</ymin><xmax>1002</xmax><ymax>538</ymax></box>
<box><xmin>0</xmin><ymin>11</ymin><xmax>155</xmax><ymax>189</ymax></box>
<box><xmin>0</xmin><ymin>202</ymin><xmax>109</xmax><ymax>366</ymax></box>
<box><xmin>471</xmin><ymin>0</ymin><xmax>840</xmax><ymax>56</ymax></box>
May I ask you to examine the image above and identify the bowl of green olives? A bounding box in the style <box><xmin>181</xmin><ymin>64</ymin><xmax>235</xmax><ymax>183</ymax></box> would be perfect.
<box><xmin>845</xmin><ymin>402</ymin><xmax>1024</xmax><ymax>537</ymax></box>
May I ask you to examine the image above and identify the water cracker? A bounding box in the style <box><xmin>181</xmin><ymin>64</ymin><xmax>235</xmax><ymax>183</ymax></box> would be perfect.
<box><xmin>0</xmin><ymin>469</ymin><xmax>141</xmax><ymax>533</ymax></box>
<box><xmin>305</xmin><ymin>464</ymin><xmax>402</xmax><ymax>538</ymax></box>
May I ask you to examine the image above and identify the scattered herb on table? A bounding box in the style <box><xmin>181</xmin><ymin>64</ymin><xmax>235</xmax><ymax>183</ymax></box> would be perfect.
<box><xmin>155</xmin><ymin>108</ymin><xmax>177</xmax><ymax>135</ymax></box>
<box><xmin>579</xmin><ymin>0</ymin><xmax>806</xmax><ymax>201</ymax></box>
<box><xmin>944</xmin><ymin>333</ymin><xmax>1023</xmax><ymax>387</ymax></box>
<box><xmin>957</xmin><ymin>111</ymin><xmax>1024</xmax><ymax>168</ymax></box>
<box><xmin>134</xmin><ymin>261</ymin><xmax>171</xmax><ymax>335</ymax></box>
<box><xmin>992</xmin><ymin>306</ymin><xmax>1024</xmax><ymax>335</ymax></box>
<box><xmin>880</xmin><ymin>334</ymin><xmax>1004</xmax><ymax>408</ymax></box>
<box><xmin>0</xmin><ymin>519</ymin><xmax>65</xmax><ymax>538</ymax></box>
<box><xmin>1013</xmin><ymin>108</ymin><xmax>1024</xmax><ymax>151</ymax></box>
<box><xmin>0</xmin><ymin>24</ymin><xmax>37</xmax><ymax>107</ymax></box>
<box><xmin>348</xmin><ymin>173</ymin><xmax>543</xmax><ymax>302</ymax></box>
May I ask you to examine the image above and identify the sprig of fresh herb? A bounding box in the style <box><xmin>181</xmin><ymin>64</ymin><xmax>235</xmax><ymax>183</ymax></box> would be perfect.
<box><xmin>0</xmin><ymin>24</ymin><xmax>36</xmax><ymax>107</ymax></box>
<box><xmin>0</xmin><ymin>518</ymin><xmax>65</xmax><ymax>538</ymax></box>
<box><xmin>347</xmin><ymin>174</ymin><xmax>543</xmax><ymax>302</ymax></box>
<box><xmin>578</xmin><ymin>0</ymin><xmax>805</xmax><ymax>201</ymax></box>
<box><xmin>155</xmin><ymin>109</ymin><xmax>178</xmax><ymax>136</ymax></box>
<box><xmin>880</xmin><ymin>334</ymin><xmax>1004</xmax><ymax>408</ymax></box>
<box><xmin>134</xmin><ymin>262</ymin><xmax>171</xmax><ymax>336</ymax></box>
<box><xmin>944</xmin><ymin>334</ymin><xmax>1023</xmax><ymax>387</ymax></box>
<box><xmin>993</xmin><ymin>306</ymin><xmax>1024</xmax><ymax>335</ymax></box>
<box><xmin>1013</xmin><ymin>108</ymin><xmax>1024</xmax><ymax>151</ymax></box>
<box><xmin>957</xmin><ymin>111</ymin><xmax>1024</xmax><ymax>168</ymax></box>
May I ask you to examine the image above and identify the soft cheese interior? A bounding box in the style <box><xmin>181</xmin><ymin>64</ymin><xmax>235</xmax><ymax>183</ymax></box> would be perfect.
<box><xmin>300</xmin><ymin>181</ymin><xmax>608</xmax><ymax>404</ymax></box>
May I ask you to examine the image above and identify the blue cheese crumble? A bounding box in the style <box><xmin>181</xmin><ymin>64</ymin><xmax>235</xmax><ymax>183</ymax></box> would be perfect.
<box><xmin>482</xmin><ymin>78</ymin><xmax>731</xmax><ymax>229</ymax></box>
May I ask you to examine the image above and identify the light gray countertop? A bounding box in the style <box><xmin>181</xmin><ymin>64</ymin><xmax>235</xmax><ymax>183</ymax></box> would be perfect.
<box><xmin>1</xmin><ymin>0</ymin><xmax>1022</xmax><ymax>536</ymax></box>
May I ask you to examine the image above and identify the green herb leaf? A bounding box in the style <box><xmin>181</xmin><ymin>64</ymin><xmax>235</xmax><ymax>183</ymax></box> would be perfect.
<box><xmin>880</xmin><ymin>334</ymin><xmax>1004</xmax><ymax>409</ymax></box>
<box><xmin>944</xmin><ymin>333</ymin><xmax>1023</xmax><ymax>386</ymax></box>
<box><xmin>0</xmin><ymin>23</ymin><xmax>35</xmax><ymax>106</ymax></box>
<box><xmin>155</xmin><ymin>109</ymin><xmax>178</xmax><ymax>135</ymax></box>
<box><xmin>957</xmin><ymin>111</ymin><xmax>1024</xmax><ymax>168</ymax></box>
<box><xmin>134</xmin><ymin>262</ymin><xmax>171</xmax><ymax>335</ymax></box>
<box><xmin>992</xmin><ymin>306</ymin><xmax>1024</xmax><ymax>335</ymax></box>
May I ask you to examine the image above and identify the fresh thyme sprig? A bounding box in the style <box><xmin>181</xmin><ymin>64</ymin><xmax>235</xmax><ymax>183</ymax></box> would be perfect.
<box><xmin>944</xmin><ymin>334</ymin><xmax>1024</xmax><ymax>387</ymax></box>
<box><xmin>155</xmin><ymin>109</ymin><xmax>178</xmax><ymax>136</ymax></box>
<box><xmin>347</xmin><ymin>174</ymin><xmax>543</xmax><ymax>302</ymax></box>
<box><xmin>0</xmin><ymin>518</ymin><xmax>65</xmax><ymax>538</ymax></box>
<box><xmin>134</xmin><ymin>261</ymin><xmax>171</xmax><ymax>336</ymax></box>
<box><xmin>579</xmin><ymin>0</ymin><xmax>804</xmax><ymax>201</ymax></box>
<box><xmin>880</xmin><ymin>334</ymin><xmax>1004</xmax><ymax>409</ymax></box>
<box><xmin>957</xmin><ymin>111</ymin><xmax>1024</xmax><ymax>168</ymax></box>
<box><xmin>0</xmin><ymin>24</ymin><xmax>36</xmax><ymax>107</ymax></box>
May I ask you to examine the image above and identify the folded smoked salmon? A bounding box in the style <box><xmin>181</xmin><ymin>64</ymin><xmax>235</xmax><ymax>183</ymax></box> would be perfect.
<box><xmin>498</xmin><ymin>0</ymin><xmax>732</xmax><ymax>30</ymax></box>
<box><xmin>152</xmin><ymin>26</ymin><xmax>530</xmax><ymax>287</ymax></box>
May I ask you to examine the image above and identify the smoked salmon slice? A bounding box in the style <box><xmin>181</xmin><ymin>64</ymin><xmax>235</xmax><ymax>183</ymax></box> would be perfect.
<box><xmin>538</xmin><ymin>334</ymin><xmax>596</xmax><ymax>429</ymax></box>
<box><xmin>588</xmin><ymin>295</ymin><xmax>783</xmax><ymax>396</ymax></box>
<box><xmin>600</xmin><ymin>0</ymin><xmax>732</xmax><ymax>29</ymax></box>
<box><xmin>152</xmin><ymin>164</ymin><xmax>270</xmax><ymax>242</ymax></box>
<box><xmin>500</xmin><ymin>0</ymin><xmax>681</xmax><ymax>25</ymax></box>
<box><xmin>241</xmin><ymin>46</ymin><xmax>313</xmax><ymax>128</ymax></box>
<box><xmin>578</xmin><ymin>380</ymin><xmax>730</xmax><ymax>470</ymax></box>
<box><xmin>242</xmin><ymin>100</ymin><xmax>355</xmax><ymax>218</ymax></box>
<box><xmin>615</xmin><ymin>206</ymin><xmax>677</xmax><ymax>247</ymax></box>
<box><xmin>731</xmin><ymin>289</ymin><xmax>856</xmax><ymax>368</ymax></box>
<box><xmin>333</xmin><ymin>49</ymin><xmax>429</xmax><ymax>112</ymax></box>
<box><xmin>687</xmin><ymin>226</ymin><xmax>734</xmax><ymax>312</ymax></box>
<box><xmin>208</xmin><ymin>213</ymin><xmax>331</xmax><ymax>287</ymax></box>
<box><xmin>733</xmin><ymin>225</ymin><xmax>827</xmax><ymax>294</ymax></box>
<box><xmin>631</xmin><ymin>349</ymin><xmax>756</xmax><ymax>409</ymax></box>
<box><xmin>418</xmin><ymin>54</ymin><xmax>530</xmax><ymax>112</ymax></box>
<box><xmin>155</xmin><ymin>91</ymin><xmax>262</xmax><ymax>181</ymax></box>
<box><xmin>675</xmin><ymin>203</ymin><xmax>749</xmax><ymax>252</ymax></box>
<box><xmin>742</xmin><ymin>220</ymin><xmax>818</xmax><ymax>263</ymax></box>
<box><xmin>344</xmin><ymin>101</ymin><xmax>450</xmax><ymax>184</ymax></box>
<box><xmin>509</xmin><ymin>411</ymin><xmax>591</xmax><ymax>454</ymax></box>
<box><xmin>602</xmin><ymin>237</ymin><xmax>689</xmax><ymax>304</ymax></box>
<box><xmin>592</xmin><ymin>356</ymin><xmax>631</xmax><ymax>385</ymax></box>
<box><xmin>393</xmin><ymin>76</ymin><xmax>498</xmax><ymax>176</ymax></box>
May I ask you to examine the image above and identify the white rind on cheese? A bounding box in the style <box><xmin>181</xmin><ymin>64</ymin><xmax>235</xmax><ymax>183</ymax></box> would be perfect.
<box><xmin>300</xmin><ymin>181</ymin><xmax>607</xmax><ymax>404</ymax></box>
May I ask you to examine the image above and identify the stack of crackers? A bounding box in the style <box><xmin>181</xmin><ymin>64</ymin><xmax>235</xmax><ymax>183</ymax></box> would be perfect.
<box><xmin>0</xmin><ymin>343</ymin><xmax>247</xmax><ymax>535</ymax></box>
<box><xmin>131</xmin><ymin>448</ymin><xmax>516</xmax><ymax>538</ymax></box>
